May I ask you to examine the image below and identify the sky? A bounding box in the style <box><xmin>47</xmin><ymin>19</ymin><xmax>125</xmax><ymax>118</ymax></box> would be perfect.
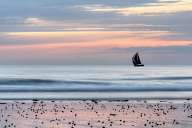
<box><xmin>0</xmin><ymin>0</ymin><xmax>192</xmax><ymax>65</ymax></box>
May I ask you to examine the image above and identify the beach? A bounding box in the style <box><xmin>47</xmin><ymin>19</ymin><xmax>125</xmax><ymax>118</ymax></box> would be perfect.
<box><xmin>1</xmin><ymin>99</ymin><xmax>192</xmax><ymax>128</ymax></box>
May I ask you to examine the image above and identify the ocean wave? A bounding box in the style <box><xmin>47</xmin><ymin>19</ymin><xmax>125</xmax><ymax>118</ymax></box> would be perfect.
<box><xmin>0</xmin><ymin>78</ymin><xmax>111</xmax><ymax>85</ymax></box>
<box><xmin>0</xmin><ymin>76</ymin><xmax>192</xmax><ymax>92</ymax></box>
<box><xmin>121</xmin><ymin>76</ymin><xmax>192</xmax><ymax>81</ymax></box>
<box><xmin>1</xmin><ymin>87</ymin><xmax>192</xmax><ymax>92</ymax></box>
<box><xmin>88</xmin><ymin>76</ymin><xmax>192</xmax><ymax>81</ymax></box>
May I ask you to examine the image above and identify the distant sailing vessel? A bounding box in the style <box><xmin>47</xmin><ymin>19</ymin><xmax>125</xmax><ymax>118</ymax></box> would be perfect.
<box><xmin>132</xmin><ymin>52</ymin><xmax>144</xmax><ymax>67</ymax></box>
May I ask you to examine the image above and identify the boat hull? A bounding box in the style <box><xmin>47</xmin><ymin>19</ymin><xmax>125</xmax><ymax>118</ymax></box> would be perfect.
<box><xmin>134</xmin><ymin>64</ymin><xmax>144</xmax><ymax>67</ymax></box>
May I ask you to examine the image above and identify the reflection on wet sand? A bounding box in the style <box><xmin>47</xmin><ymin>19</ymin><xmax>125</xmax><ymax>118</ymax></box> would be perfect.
<box><xmin>0</xmin><ymin>99</ymin><xmax>192</xmax><ymax>128</ymax></box>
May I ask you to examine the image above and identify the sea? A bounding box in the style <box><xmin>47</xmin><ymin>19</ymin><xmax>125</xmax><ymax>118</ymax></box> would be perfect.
<box><xmin>0</xmin><ymin>65</ymin><xmax>192</xmax><ymax>100</ymax></box>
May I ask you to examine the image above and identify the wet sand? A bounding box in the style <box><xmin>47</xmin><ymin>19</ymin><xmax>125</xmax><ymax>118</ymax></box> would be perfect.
<box><xmin>0</xmin><ymin>99</ymin><xmax>192</xmax><ymax>128</ymax></box>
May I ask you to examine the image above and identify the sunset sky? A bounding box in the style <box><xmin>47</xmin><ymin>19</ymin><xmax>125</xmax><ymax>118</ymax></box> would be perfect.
<box><xmin>0</xmin><ymin>0</ymin><xmax>192</xmax><ymax>65</ymax></box>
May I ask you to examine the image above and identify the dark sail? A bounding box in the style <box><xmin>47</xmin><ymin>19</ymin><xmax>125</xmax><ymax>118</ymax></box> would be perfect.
<box><xmin>132</xmin><ymin>52</ymin><xmax>144</xmax><ymax>67</ymax></box>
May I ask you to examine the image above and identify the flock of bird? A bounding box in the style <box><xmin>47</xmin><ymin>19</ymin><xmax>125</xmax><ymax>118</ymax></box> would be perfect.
<box><xmin>0</xmin><ymin>99</ymin><xmax>192</xmax><ymax>128</ymax></box>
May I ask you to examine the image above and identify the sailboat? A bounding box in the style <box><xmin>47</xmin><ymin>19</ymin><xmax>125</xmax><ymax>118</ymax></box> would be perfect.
<box><xmin>132</xmin><ymin>52</ymin><xmax>144</xmax><ymax>67</ymax></box>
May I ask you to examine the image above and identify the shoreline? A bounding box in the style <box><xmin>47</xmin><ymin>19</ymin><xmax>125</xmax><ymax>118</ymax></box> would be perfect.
<box><xmin>1</xmin><ymin>99</ymin><xmax>192</xmax><ymax>128</ymax></box>
<box><xmin>0</xmin><ymin>97</ymin><xmax>192</xmax><ymax>101</ymax></box>
<box><xmin>1</xmin><ymin>91</ymin><xmax>192</xmax><ymax>100</ymax></box>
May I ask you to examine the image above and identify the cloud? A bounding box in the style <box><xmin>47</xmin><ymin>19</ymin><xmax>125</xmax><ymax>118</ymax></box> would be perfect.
<box><xmin>0</xmin><ymin>31</ymin><xmax>174</xmax><ymax>46</ymax></box>
<box><xmin>24</xmin><ymin>17</ymin><xmax>50</xmax><ymax>26</ymax></box>
<box><xmin>77</xmin><ymin>0</ymin><xmax>192</xmax><ymax>16</ymax></box>
<box><xmin>0</xmin><ymin>0</ymin><xmax>191</xmax><ymax>40</ymax></box>
<box><xmin>1</xmin><ymin>42</ymin><xmax>191</xmax><ymax>65</ymax></box>
<box><xmin>0</xmin><ymin>0</ymin><xmax>191</xmax><ymax>65</ymax></box>
<box><xmin>112</xmin><ymin>44</ymin><xmax>192</xmax><ymax>54</ymax></box>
